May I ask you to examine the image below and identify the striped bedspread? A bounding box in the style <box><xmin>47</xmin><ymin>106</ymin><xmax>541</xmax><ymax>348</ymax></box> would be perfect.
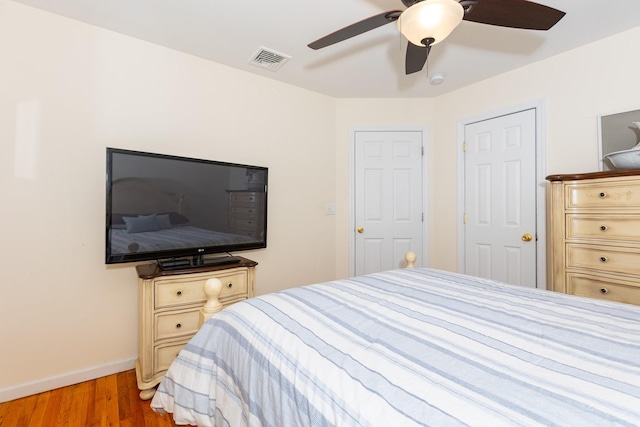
<box><xmin>151</xmin><ymin>268</ymin><xmax>640</xmax><ymax>426</ymax></box>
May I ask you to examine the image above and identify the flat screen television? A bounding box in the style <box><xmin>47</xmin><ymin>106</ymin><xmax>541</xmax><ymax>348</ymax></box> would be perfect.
<box><xmin>105</xmin><ymin>148</ymin><xmax>267</xmax><ymax>268</ymax></box>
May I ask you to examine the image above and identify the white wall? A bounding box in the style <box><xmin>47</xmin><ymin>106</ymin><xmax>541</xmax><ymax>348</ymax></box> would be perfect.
<box><xmin>0</xmin><ymin>2</ymin><xmax>338</xmax><ymax>397</ymax></box>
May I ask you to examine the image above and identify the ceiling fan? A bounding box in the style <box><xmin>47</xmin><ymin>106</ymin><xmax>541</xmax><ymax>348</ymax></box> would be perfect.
<box><xmin>308</xmin><ymin>0</ymin><xmax>566</xmax><ymax>75</ymax></box>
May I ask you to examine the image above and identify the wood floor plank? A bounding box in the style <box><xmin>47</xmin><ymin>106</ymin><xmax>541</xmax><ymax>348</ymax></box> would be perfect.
<box><xmin>92</xmin><ymin>375</ymin><xmax>109</xmax><ymax>427</ymax></box>
<box><xmin>116</xmin><ymin>371</ymin><xmax>132</xmax><ymax>427</ymax></box>
<box><xmin>125</xmin><ymin>370</ymin><xmax>147</xmax><ymax>427</ymax></box>
<box><xmin>0</xmin><ymin>401</ymin><xmax>8</xmax><ymax>425</ymax></box>
<box><xmin>67</xmin><ymin>381</ymin><xmax>91</xmax><ymax>426</ymax></box>
<box><xmin>104</xmin><ymin>374</ymin><xmax>121</xmax><ymax>426</ymax></box>
<box><xmin>40</xmin><ymin>385</ymin><xmax>64</xmax><ymax>426</ymax></box>
<box><xmin>14</xmin><ymin>393</ymin><xmax>39</xmax><ymax>426</ymax></box>
<box><xmin>0</xmin><ymin>399</ymin><xmax>22</xmax><ymax>427</ymax></box>
<box><xmin>28</xmin><ymin>391</ymin><xmax>52</xmax><ymax>427</ymax></box>
<box><xmin>58</xmin><ymin>383</ymin><xmax>76</xmax><ymax>425</ymax></box>
<box><xmin>84</xmin><ymin>375</ymin><xmax>97</xmax><ymax>426</ymax></box>
<box><xmin>142</xmin><ymin>403</ymin><xmax>161</xmax><ymax>427</ymax></box>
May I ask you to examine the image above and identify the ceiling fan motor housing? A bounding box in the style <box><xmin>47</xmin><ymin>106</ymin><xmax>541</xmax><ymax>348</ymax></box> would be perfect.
<box><xmin>397</xmin><ymin>0</ymin><xmax>465</xmax><ymax>46</ymax></box>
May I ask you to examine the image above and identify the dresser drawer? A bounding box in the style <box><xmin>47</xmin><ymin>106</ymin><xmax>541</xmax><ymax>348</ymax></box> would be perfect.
<box><xmin>566</xmin><ymin>244</ymin><xmax>640</xmax><ymax>275</ymax></box>
<box><xmin>566</xmin><ymin>214</ymin><xmax>640</xmax><ymax>241</ymax></box>
<box><xmin>229</xmin><ymin>192</ymin><xmax>259</xmax><ymax>206</ymax></box>
<box><xmin>565</xmin><ymin>181</ymin><xmax>640</xmax><ymax>209</ymax></box>
<box><xmin>154</xmin><ymin>341</ymin><xmax>188</xmax><ymax>373</ymax></box>
<box><xmin>217</xmin><ymin>271</ymin><xmax>249</xmax><ymax>301</ymax></box>
<box><xmin>229</xmin><ymin>217</ymin><xmax>259</xmax><ymax>229</ymax></box>
<box><xmin>155</xmin><ymin>270</ymin><xmax>249</xmax><ymax>308</ymax></box>
<box><xmin>567</xmin><ymin>273</ymin><xmax>640</xmax><ymax>305</ymax></box>
<box><xmin>229</xmin><ymin>206</ymin><xmax>259</xmax><ymax>218</ymax></box>
<box><xmin>155</xmin><ymin>280</ymin><xmax>205</xmax><ymax>309</ymax></box>
<box><xmin>155</xmin><ymin>309</ymin><xmax>201</xmax><ymax>341</ymax></box>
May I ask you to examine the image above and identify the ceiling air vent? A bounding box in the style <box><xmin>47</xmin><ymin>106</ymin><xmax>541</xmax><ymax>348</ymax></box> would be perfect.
<box><xmin>249</xmin><ymin>47</ymin><xmax>291</xmax><ymax>72</ymax></box>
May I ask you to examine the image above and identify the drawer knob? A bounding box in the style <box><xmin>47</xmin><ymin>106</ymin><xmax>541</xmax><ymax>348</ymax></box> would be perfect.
<box><xmin>600</xmin><ymin>288</ymin><xmax>609</xmax><ymax>294</ymax></box>
<box><xmin>227</xmin><ymin>282</ymin><xmax>233</xmax><ymax>288</ymax></box>
<box><xmin>600</xmin><ymin>256</ymin><xmax>608</xmax><ymax>262</ymax></box>
<box><xmin>600</xmin><ymin>225</ymin><xmax>607</xmax><ymax>231</ymax></box>
<box><xmin>176</xmin><ymin>323</ymin><xmax>182</xmax><ymax>328</ymax></box>
<box><xmin>176</xmin><ymin>290</ymin><xmax>183</xmax><ymax>296</ymax></box>
<box><xmin>599</xmin><ymin>192</ymin><xmax>607</xmax><ymax>198</ymax></box>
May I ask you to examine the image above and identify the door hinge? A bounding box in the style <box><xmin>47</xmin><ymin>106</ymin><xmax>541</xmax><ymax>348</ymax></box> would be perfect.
<box><xmin>462</xmin><ymin>141</ymin><xmax>467</xmax><ymax>152</ymax></box>
<box><xmin>422</xmin><ymin>212</ymin><xmax>424</xmax><ymax>222</ymax></box>
<box><xmin>463</xmin><ymin>213</ymin><xmax>467</xmax><ymax>224</ymax></box>
<box><xmin>421</xmin><ymin>146</ymin><xmax>424</xmax><ymax>156</ymax></box>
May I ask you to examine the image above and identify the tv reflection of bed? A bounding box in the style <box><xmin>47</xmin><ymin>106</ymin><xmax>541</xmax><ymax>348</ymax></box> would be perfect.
<box><xmin>150</xmin><ymin>253</ymin><xmax>640</xmax><ymax>426</ymax></box>
<box><xmin>108</xmin><ymin>178</ymin><xmax>253</xmax><ymax>259</ymax></box>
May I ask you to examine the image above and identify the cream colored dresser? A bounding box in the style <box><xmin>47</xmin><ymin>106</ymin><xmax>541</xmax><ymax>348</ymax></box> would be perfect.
<box><xmin>547</xmin><ymin>170</ymin><xmax>640</xmax><ymax>306</ymax></box>
<box><xmin>135</xmin><ymin>257</ymin><xmax>257</xmax><ymax>399</ymax></box>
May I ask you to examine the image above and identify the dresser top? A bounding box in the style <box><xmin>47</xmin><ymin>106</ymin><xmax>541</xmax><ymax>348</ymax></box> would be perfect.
<box><xmin>136</xmin><ymin>256</ymin><xmax>258</xmax><ymax>279</ymax></box>
<box><xmin>546</xmin><ymin>169</ymin><xmax>640</xmax><ymax>182</ymax></box>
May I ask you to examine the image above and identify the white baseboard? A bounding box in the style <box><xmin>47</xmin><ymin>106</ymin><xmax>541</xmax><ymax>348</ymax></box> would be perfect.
<box><xmin>0</xmin><ymin>357</ymin><xmax>137</xmax><ymax>403</ymax></box>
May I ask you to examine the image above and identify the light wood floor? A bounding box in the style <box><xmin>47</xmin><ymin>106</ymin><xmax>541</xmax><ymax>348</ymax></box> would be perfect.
<box><xmin>0</xmin><ymin>370</ymin><xmax>181</xmax><ymax>426</ymax></box>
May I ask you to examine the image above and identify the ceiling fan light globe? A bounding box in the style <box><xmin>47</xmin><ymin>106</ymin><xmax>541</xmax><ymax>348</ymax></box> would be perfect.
<box><xmin>397</xmin><ymin>0</ymin><xmax>464</xmax><ymax>47</ymax></box>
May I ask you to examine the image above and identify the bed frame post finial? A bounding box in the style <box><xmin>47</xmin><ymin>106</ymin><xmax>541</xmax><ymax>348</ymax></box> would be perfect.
<box><xmin>200</xmin><ymin>278</ymin><xmax>223</xmax><ymax>326</ymax></box>
<box><xmin>405</xmin><ymin>251</ymin><xmax>417</xmax><ymax>268</ymax></box>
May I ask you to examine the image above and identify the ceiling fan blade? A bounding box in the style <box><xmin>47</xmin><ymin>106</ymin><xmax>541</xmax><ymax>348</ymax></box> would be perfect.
<box><xmin>462</xmin><ymin>0</ymin><xmax>565</xmax><ymax>30</ymax></box>
<box><xmin>308</xmin><ymin>11</ymin><xmax>403</xmax><ymax>50</ymax></box>
<box><xmin>405</xmin><ymin>41</ymin><xmax>431</xmax><ymax>74</ymax></box>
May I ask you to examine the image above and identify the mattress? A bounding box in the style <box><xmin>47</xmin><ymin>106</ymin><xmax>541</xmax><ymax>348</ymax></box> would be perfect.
<box><xmin>150</xmin><ymin>268</ymin><xmax>640</xmax><ymax>426</ymax></box>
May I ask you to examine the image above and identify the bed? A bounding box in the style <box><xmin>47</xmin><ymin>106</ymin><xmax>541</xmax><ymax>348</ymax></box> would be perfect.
<box><xmin>110</xmin><ymin>225</ymin><xmax>254</xmax><ymax>255</ymax></box>
<box><xmin>108</xmin><ymin>178</ymin><xmax>254</xmax><ymax>257</ymax></box>
<box><xmin>150</xmin><ymin>258</ymin><xmax>640</xmax><ymax>426</ymax></box>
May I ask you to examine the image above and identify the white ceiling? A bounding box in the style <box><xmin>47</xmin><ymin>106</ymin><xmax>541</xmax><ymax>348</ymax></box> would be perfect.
<box><xmin>12</xmin><ymin>0</ymin><xmax>640</xmax><ymax>98</ymax></box>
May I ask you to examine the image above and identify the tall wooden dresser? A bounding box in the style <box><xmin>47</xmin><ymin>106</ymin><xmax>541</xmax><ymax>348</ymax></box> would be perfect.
<box><xmin>135</xmin><ymin>257</ymin><xmax>257</xmax><ymax>399</ymax></box>
<box><xmin>227</xmin><ymin>190</ymin><xmax>266</xmax><ymax>241</ymax></box>
<box><xmin>546</xmin><ymin>170</ymin><xmax>640</xmax><ymax>306</ymax></box>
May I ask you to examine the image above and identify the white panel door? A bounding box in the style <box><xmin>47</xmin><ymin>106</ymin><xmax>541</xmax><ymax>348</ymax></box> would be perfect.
<box><xmin>354</xmin><ymin>131</ymin><xmax>423</xmax><ymax>276</ymax></box>
<box><xmin>464</xmin><ymin>109</ymin><xmax>537</xmax><ymax>287</ymax></box>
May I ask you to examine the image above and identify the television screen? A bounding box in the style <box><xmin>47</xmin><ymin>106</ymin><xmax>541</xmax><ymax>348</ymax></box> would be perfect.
<box><xmin>105</xmin><ymin>148</ymin><xmax>267</xmax><ymax>267</ymax></box>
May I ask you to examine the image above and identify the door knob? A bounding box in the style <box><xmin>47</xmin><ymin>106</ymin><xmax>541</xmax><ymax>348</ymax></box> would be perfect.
<box><xmin>357</xmin><ymin>227</ymin><xmax>364</xmax><ymax>233</ymax></box>
<box><xmin>521</xmin><ymin>233</ymin><xmax>533</xmax><ymax>242</ymax></box>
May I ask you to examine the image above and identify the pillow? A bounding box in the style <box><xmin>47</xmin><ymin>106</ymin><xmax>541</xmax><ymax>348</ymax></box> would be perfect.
<box><xmin>164</xmin><ymin>211</ymin><xmax>190</xmax><ymax>225</ymax></box>
<box><xmin>111</xmin><ymin>213</ymin><xmax>136</xmax><ymax>227</ymax></box>
<box><xmin>123</xmin><ymin>214</ymin><xmax>160</xmax><ymax>233</ymax></box>
<box><xmin>156</xmin><ymin>214</ymin><xmax>172</xmax><ymax>230</ymax></box>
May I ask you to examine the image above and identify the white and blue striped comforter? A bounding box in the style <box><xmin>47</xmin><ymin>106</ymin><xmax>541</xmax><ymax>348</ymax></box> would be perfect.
<box><xmin>151</xmin><ymin>268</ymin><xmax>640</xmax><ymax>426</ymax></box>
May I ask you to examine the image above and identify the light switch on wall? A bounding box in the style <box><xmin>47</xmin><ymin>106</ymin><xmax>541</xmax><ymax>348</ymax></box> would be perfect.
<box><xmin>326</xmin><ymin>203</ymin><xmax>336</xmax><ymax>215</ymax></box>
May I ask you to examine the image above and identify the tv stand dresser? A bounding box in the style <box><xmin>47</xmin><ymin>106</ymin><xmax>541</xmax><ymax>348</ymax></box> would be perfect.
<box><xmin>135</xmin><ymin>257</ymin><xmax>257</xmax><ymax>399</ymax></box>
